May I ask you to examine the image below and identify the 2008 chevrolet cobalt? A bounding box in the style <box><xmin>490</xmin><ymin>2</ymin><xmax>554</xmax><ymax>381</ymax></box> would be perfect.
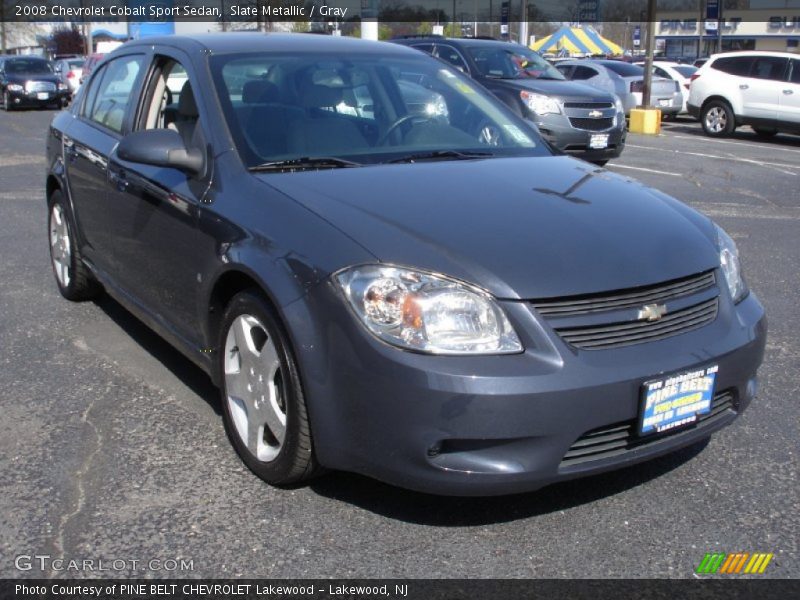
<box><xmin>46</xmin><ymin>34</ymin><xmax>766</xmax><ymax>496</ymax></box>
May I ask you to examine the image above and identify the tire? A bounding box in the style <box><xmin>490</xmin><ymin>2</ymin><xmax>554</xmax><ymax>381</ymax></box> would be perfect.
<box><xmin>219</xmin><ymin>290</ymin><xmax>318</xmax><ymax>486</ymax></box>
<box><xmin>2</xmin><ymin>90</ymin><xmax>13</xmax><ymax>111</ymax></box>
<box><xmin>752</xmin><ymin>127</ymin><xmax>778</xmax><ymax>138</ymax></box>
<box><xmin>48</xmin><ymin>190</ymin><xmax>100</xmax><ymax>301</ymax></box>
<box><xmin>701</xmin><ymin>100</ymin><xmax>735</xmax><ymax>137</ymax></box>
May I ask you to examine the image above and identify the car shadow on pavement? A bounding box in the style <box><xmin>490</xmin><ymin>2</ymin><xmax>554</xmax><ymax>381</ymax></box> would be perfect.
<box><xmin>309</xmin><ymin>439</ymin><xmax>709</xmax><ymax>525</ymax></box>
<box><xmin>94</xmin><ymin>293</ymin><xmax>221</xmax><ymax>415</ymax></box>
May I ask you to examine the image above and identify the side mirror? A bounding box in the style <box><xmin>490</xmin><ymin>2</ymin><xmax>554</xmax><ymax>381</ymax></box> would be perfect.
<box><xmin>117</xmin><ymin>129</ymin><xmax>204</xmax><ymax>175</ymax></box>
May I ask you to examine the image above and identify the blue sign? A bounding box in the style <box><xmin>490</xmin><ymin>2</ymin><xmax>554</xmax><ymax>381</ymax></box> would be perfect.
<box><xmin>633</xmin><ymin>25</ymin><xmax>641</xmax><ymax>47</ymax></box>
<box><xmin>706</xmin><ymin>0</ymin><xmax>719</xmax><ymax>21</ymax></box>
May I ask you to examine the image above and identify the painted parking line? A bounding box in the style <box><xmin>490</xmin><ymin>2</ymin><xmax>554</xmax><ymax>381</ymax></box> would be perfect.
<box><xmin>626</xmin><ymin>144</ymin><xmax>800</xmax><ymax>175</ymax></box>
<box><xmin>689</xmin><ymin>202</ymin><xmax>800</xmax><ymax>220</ymax></box>
<box><xmin>661</xmin><ymin>131</ymin><xmax>800</xmax><ymax>155</ymax></box>
<box><xmin>609</xmin><ymin>164</ymin><xmax>683</xmax><ymax>177</ymax></box>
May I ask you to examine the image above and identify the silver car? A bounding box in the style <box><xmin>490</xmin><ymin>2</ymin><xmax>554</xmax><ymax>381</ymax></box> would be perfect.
<box><xmin>556</xmin><ymin>59</ymin><xmax>682</xmax><ymax>116</ymax></box>
<box><xmin>53</xmin><ymin>57</ymin><xmax>85</xmax><ymax>95</ymax></box>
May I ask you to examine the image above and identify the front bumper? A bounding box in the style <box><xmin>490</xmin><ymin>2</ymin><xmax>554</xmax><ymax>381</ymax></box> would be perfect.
<box><xmin>285</xmin><ymin>280</ymin><xmax>766</xmax><ymax>496</ymax></box>
<box><xmin>5</xmin><ymin>88</ymin><xmax>69</xmax><ymax>108</ymax></box>
<box><xmin>535</xmin><ymin>112</ymin><xmax>627</xmax><ymax>163</ymax></box>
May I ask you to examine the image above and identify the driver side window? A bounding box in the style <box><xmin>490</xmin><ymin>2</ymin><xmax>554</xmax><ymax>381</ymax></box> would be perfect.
<box><xmin>141</xmin><ymin>58</ymin><xmax>203</xmax><ymax>151</ymax></box>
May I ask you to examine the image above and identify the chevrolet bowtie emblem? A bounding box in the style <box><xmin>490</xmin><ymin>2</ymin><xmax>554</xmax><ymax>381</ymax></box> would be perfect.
<box><xmin>588</xmin><ymin>110</ymin><xmax>603</xmax><ymax>118</ymax></box>
<box><xmin>638</xmin><ymin>303</ymin><xmax>668</xmax><ymax>322</ymax></box>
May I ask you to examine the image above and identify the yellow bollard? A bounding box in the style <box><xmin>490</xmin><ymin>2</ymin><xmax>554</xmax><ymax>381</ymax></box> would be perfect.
<box><xmin>629</xmin><ymin>108</ymin><xmax>662</xmax><ymax>135</ymax></box>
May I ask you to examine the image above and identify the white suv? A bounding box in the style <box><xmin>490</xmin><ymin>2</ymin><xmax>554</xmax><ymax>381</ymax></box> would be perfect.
<box><xmin>688</xmin><ymin>51</ymin><xmax>800</xmax><ymax>138</ymax></box>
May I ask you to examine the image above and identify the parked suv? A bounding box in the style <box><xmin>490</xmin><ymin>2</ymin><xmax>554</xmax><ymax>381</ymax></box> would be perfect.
<box><xmin>688</xmin><ymin>51</ymin><xmax>800</xmax><ymax>137</ymax></box>
<box><xmin>392</xmin><ymin>36</ymin><xmax>626</xmax><ymax>165</ymax></box>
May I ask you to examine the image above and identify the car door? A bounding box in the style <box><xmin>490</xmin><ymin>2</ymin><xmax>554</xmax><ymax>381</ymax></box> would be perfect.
<box><xmin>64</xmin><ymin>54</ymin><xmax>145</xmax><ymax>275</ymax></box>
<box><xmin>779</xmin><ymin>58</ymin><xmax>800</xmax><ymax>125</ymax></box>
<box><xmin>106</xmin><ymin>51</ymin><xmax>210</xmax><ymax>343</ymax></box>
<box><xmin>739</xmin><ymin>55</ymin><xmax>788</xmax><ymax>121</ymax></box>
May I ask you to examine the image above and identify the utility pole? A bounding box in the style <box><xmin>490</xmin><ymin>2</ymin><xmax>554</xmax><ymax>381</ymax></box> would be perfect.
<box><xmin>641</xmin><ymin>0</ymin><xmax>657</xmax><ymax>108</ymax></box>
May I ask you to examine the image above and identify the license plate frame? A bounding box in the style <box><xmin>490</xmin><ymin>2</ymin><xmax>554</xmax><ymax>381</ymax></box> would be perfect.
<box><xmin>658</xmin><ymin>98</ymin><xmax>671</xmax><ymax>107</ymax></box>
<box><xmin>37</xmin><ymin>92</ymin><xmax>50</xmax><ymax>100</ymax></box>
<box><xmin>589</xmin><ymin>133</ymin><xmax>609</xmax><ymax>149</ymax></box>
<box><xmin>638</xmin><ymin>365</ymin><xmax>718</xmax><ymax>436</ymax></box>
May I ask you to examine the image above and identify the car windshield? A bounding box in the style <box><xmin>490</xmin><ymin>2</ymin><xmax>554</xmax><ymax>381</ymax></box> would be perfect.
<box><xmin>466</xmin><ymin>45</ymin><xmax>565</xmax><ymax>81</ymax></box>
<box><xmin>211</xmin><ymin>52</ymin><xmax>548</xmax><ymax>169</ymax></box>
<box><xmin>6</xmin><ymin>58</ymin><xmax>52</xmax><ymax>74</ymax></box>
<box><xmin>600</xmin><ymin>61</ymin><xmax>644</xmax><ymax>77</ymax></box>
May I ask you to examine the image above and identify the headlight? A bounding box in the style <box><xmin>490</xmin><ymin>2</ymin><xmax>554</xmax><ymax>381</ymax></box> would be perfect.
<box><xmin>6</xmin><ymin>84</ymin><xmax>23</xmax><ymax>92</ymax></box>
<box><xmin>614</xmin><ymin>96</ymin><xmax>625</xmax><ymax>126</ymax></box>
<box><xmin>335</xmin><ymin>265</ymin><xmax>523</xmax><ymax>355</ymax></box>
<box><xmin>57</xmin><ymin>82</ymin><xmax>68</xmax><ymax>91</ymax></box>
<box><xmin>519</xmin><ymin>91</ymin><xmax>561</xmax><ymax>116</ymax></box>
<box><xmin>716</xmin><ymin>225</ymin><xmax>747</xmax><ymax>303</ymax></box>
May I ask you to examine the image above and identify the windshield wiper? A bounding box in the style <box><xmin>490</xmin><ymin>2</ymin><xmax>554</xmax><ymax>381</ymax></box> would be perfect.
<box><xmin>249</xmin><ymin>156</ymin><xmax>361</xmax><ymax>172</ymax></box>
<box><xmin>387</xmin><ymin>150</ymin><xmax>494</xmax><ymax>164</ymax></box>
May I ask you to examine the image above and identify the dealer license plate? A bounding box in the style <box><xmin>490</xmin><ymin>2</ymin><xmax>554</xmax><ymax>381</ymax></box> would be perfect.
<box><xmin>37</xmin><ymin>92</ymin><xmax>50</xmax><ymax>100</ymax></box>
<box><xmin>589</xmin><ymin>134</ymin><xmax>609</xmax><ymax>149</ymax></box>
<box><xmin>658</xmin><ymin>98</ymin><xmax>671</xmax><ymax>107</ymax></box>
<box><xmin>639</xmin><ymin>365</ymin><xmax>717</xmax><ymax>436</ymax></box>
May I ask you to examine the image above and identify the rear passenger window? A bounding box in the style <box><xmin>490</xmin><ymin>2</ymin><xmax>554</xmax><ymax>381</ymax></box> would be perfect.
<box><xmin>410</xmin><ymin>44</ymin><xmax>434</xmax><ymax>55</ymax></box>
<box><xmin>749</xmin><ymin>57</ymin><xmax>788</xmax><ymax>81</ymax></box>
<box><xmin>80</xmin><ymin>64</ymin><xmax>106</xmax><ymax>118</ymax></box>
<box><xmin>86</xmin><ymin>55</ymin><xmax>143</xmax><ymax>133</ymax></box>
<box><xmin>572</xmin><ymin>66</ymin><xmax>597</xmax><ymax>80</ymax></box>
<box><xmin>434</xmin><ymin>45</ymin><xmax>468</xmax><ymax>72</ymax></box>
<box><xmin>711</xmin><ymin>56</ymin><xmax>754</xmax><ymax>77</ymax></box>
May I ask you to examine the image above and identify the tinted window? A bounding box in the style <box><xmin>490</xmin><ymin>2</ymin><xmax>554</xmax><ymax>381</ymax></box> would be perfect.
<box><xmin>571</xmin><ymin>66</ymin><xmax>597</xmax><ymax>80</ymax></box>
<box><xmin>712</xmin><ymin>56</ymin><xmax>755</xmax><ymax>76</ymax></box>
<box><xmin>410</xmin><ymin>43</ymin><xmax>434</xmax><ymax>55</ymax></box>
<box><xmin>599</xmin><ymin>61</ymin><xmax>644</xmax><ymax>77</ymax></box>
<box><xmin>790</xmin><ymin>59</ymin><xmax>800</xmax><ymax>84</ymax></box>
<box><xmin>86</xmin><ymin>55</ymin><xmax>143</xmax><ymax>133</ymax></box>
<box><xmin>749</xmin><ymin>56</ymin><xmax>788</xmax><ymax>81</ymax></box>
<box><xmin>653</xmin><ymin>66</ymin><xmax>670</xmax><ymax>79</ymax></box>
<box><xmin>80</xmin><ymin>64</ymin><xmax>106</xmax><ymax>118</ymax></box>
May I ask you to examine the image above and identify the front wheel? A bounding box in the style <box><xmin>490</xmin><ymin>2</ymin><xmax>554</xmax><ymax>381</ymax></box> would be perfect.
<box><xmin>701</xmin><ymin>100</ymin><xmax>735</xmax><ymax>137</ymax></box>
<box><xmin>2</xmin><ymin>90</ymin><xmax>13</xmax><ymax>111</ymax></box>
<box><xmin>219</xmin><ymin>291</ymin><xmax>318</xmax><ymax>486</ymax></box>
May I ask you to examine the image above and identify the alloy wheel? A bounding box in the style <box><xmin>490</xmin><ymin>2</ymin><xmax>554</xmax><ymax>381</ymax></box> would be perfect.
<box><xmin>49</xmin><ymin>203</ymin><xmax>72</xmax><ymax>288</ymax></box>
<box><xmin>704</xmin><ymin>106</ymin><xmax>727</xmax><ymax>133</ymax></box>
<box><xmin>224</xmin><ymin>314</ymin><xmax>287</xmax><ymax>462</ymax></box>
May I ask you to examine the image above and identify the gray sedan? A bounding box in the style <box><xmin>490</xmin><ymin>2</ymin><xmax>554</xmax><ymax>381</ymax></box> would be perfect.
<box><xmin>556</xmin><ymin>59</ymin><xmax>682</xmax><ymax>116</ymax></box>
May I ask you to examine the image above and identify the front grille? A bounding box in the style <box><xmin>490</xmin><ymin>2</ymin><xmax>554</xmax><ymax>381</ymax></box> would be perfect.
<box><xmin>532</xmin><ymin>271</ymin><xmax>716</xmax><ymax>318</ymax></box>
<box><xmin>560</xmin><ymin>390</ymin><xmax>735</xmax><ymax>468</ymax></box>
<box><xmin>25</xmin><ymin>81</ymin><xmax>56</xmax><ymax>93</ymax></box>
<box><xmin>563</xmin><ymin>102</ymin><xmax>613</xmax><ymax>109</ymax></box>
<box><xmin>569</xmin><ymin>117</ymin><xmax>614</xmax><ymax>131</ymax></box>
<box><xmin>557</xmin><ymin>297</ymin><xmax>718</xmax><ymax>350</ymax></box>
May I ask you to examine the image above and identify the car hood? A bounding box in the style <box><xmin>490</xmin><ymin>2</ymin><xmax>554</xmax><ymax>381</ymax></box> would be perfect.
<box><xmin>258</xmin><ymin>156</ymin><xmax>719</xmax><ymax>300</ymax></box>
<box><xmin>501</xmin><ymin>78</ymin><xmax>615</xmax><ymax>103</ymax></box>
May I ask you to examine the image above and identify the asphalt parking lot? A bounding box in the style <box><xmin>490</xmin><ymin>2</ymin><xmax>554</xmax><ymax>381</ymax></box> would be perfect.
<box><xmin>0</xmin><ymin>108</ymin><xmax>797</xmax><ymax>579</ymax></box>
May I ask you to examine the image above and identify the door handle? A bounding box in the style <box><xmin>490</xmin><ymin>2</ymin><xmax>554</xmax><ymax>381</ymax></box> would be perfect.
<box><xmin>739</xmin><ymin>84</ymin><xmax>749</xmax><ymax>90</ymax></box>
<box><xmin>109</xmin><ymin>170</ymin><xmax>129</xmax><ymax>192</ymax></box>
<box><xmin>783</xmin><ymin>89</ymin><xmax>794</xmax><ymax>95</ymax></box>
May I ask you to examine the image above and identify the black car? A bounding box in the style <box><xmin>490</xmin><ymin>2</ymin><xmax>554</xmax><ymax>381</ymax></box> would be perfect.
<box><xmin>1</xmin><ymin>55</ymin><xmax>70</xmax><ymax>110</ymax></box>
<box><xmin>391</xmin><ymin>36</ymin><xmax>626</xmax><ymax>165</ymax></box>
<box><xmin>46</xmin><ymin>34</ymin><xmax>765</xmax><ymax>496</ymax></box>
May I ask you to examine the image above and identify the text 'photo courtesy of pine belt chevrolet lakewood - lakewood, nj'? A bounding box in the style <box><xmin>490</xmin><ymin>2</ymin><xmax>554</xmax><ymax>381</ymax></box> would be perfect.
<box><xmin>44</xmin><ymin>33</ymin><xmax>765</xmax><ymax>496</ymax></box>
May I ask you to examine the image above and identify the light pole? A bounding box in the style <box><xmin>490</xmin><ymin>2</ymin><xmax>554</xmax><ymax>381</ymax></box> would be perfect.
<box><xmin>641</xmin><ymin>0</ymin><xmax>657</xmax><ymax>108</ymax></box>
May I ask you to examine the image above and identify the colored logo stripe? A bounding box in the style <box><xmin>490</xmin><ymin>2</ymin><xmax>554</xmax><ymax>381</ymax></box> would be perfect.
<box><xmin>697</xmin><ymin>552</ymin><xmax>774</xmax><ymax>574</ymax></box>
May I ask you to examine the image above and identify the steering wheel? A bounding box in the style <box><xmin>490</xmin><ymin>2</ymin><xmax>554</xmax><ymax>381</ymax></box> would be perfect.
<box><xmin>377</xmin><ymin>114</ymin><xmax>435</xmax><ymax>146</ymax></box>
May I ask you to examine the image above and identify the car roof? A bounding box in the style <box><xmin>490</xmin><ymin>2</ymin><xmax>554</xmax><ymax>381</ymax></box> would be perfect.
<box><xmin>116</xmin><ymin>33</ymin><xmax>419</xmax><ymax>57</ymax></box>
<box><xmin>708</xmin><ymin>50</ymin><xmax>799</xmax><ymax>60</ymax></box>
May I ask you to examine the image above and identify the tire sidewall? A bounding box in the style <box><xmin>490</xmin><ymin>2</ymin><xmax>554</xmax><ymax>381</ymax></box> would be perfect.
<box><xmin>218</xmin><ymin>291</ymin><xmax>308</xmax><ymax>483</ymax></box>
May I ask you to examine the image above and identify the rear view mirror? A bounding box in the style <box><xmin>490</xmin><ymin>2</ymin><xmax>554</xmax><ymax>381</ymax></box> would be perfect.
<box><xmin>117</xmin><ymin>129</ymin><xmax>204</xmax><ymax>175</ymax></box>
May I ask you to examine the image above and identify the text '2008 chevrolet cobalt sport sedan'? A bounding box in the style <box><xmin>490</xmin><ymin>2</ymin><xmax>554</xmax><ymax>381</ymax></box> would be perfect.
<box><xmin>46</xmin><ymin>34</ymin><xmax>766</xmax><ymax>496</ymax></box>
